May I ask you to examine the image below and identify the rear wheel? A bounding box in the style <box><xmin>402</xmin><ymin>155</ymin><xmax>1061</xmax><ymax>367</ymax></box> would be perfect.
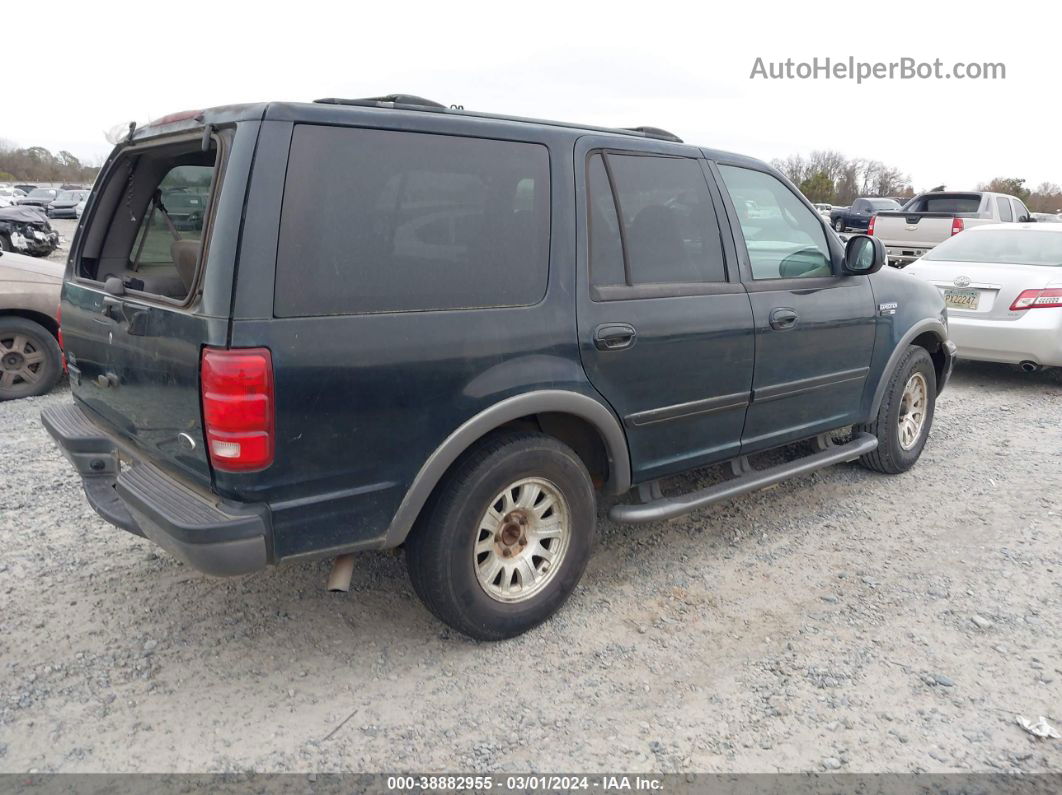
<box><xmin>833</xmin><ymin>218</ymin><xmax>846</xmax><ymax>232</ymax></box>
<box><xmin>858</xmin><ymin>345</ymin><xmax>936</xmax><ymax>474</ymax></box>
<box><xmin>0</xmin><ymin>317</ymin><xmax>63</xmax><ymax>400</ymax></box>
<box><xmin>404</xmin><ymin>431</ymin><xmax>596</xmax><ymax>640</ymax></box>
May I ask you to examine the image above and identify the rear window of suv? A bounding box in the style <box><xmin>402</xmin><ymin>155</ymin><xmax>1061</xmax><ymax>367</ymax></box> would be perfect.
<box><xmin>274</xmin><ymin>125</ymin><xmax>550</xmax><ymax>317</ymax></box>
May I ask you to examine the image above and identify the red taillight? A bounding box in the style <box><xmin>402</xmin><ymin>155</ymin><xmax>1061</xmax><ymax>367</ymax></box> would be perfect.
<box><xmin>200</xmin><ymin>347</ymin><xmax>274</xmax><ymax>472</ymax></box>
<box><xmin>867</xmin><ymin>215</ymin><xmax>876</xmax><ymax>236</ymax></box>
<box><xmin>1010</xmin><ymin>288</ymin><xmax>1062</xmax><ymax>311</ymax></box>
<box><xmin>951</xmin><ymin>217</ymin><xmax>965</xmax><ymax>236</ymax></box>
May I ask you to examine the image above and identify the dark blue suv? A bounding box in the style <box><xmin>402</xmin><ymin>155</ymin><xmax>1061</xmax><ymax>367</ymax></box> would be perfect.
<box><xmin>42</xmin><ymin>95</ymin><xmax>954</xmax><ymax>639</ymax></box>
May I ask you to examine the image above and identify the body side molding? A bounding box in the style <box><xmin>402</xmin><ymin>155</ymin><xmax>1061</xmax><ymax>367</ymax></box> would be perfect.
<box><xmin>624</xmin><ymin>391</ymin><xmax>750</xmax><ymax>428</ymax></box>
<box><xmin>753</xmin><ymin>367</ymin><xmax>869</xmax><ymax>404</ymax></box>
<box><xmin>381</xmin><ymin>390</ymin><xmax>631</xmax><ymax>548</ymax></box>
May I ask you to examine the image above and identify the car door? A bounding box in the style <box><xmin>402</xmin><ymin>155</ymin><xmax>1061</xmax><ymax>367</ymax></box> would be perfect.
<box><xmin>575</xmin><ymin>137</ymin><xmax>755</xmax><ymax>483</ymax></box>
<box><xmin>851</xmin><ymin>199</ymin><xmax>872</xmax><ymax>230</ymax></box>
<box><xmin>711</xmin><ymin>161</ymin><xmax>877</xmax><ymax>453</ymax></box>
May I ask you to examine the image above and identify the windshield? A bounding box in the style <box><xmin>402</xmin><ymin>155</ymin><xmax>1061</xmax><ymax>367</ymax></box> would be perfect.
<box><xmin>28</xmin><ymin>189</ymin><xmax>56</xmax><ymax>199</ymax></box>
<box><xmin>57</xmin><ymin>190</ymin><xmax>78</xmax><ymax>201</ymax></box>
<box><xmin>924</xmin><ymin>229</ymin><xmax>1062</xmax><ymax>267</ymax></box>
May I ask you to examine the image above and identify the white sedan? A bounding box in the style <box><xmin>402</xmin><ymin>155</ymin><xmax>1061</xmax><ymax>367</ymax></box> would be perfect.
<box><xmin>904</xmin><ymin>223</ymin><xmax>1062</xmax><ymax>371</ymax></box>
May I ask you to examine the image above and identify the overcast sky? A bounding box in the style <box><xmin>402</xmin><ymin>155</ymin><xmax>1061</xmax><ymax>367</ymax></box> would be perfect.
<box><xmin>10</xmin><ymin>1</ymin><xmax>1059</xmax><ymax>192</ymax></box>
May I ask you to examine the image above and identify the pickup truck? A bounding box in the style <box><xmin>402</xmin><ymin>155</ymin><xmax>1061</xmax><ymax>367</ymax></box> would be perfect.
<box><xmin>872</xmin><ymin>191</ymin><xmax>1034</xmax><ymax>267</ymax></box>
<box><xmin>830</xmin><ymin>197</ymin><xmax>902</xmax><ymax>233</ymax></box>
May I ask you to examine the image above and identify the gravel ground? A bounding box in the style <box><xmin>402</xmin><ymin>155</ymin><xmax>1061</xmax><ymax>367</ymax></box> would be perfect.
<box><xmin>45</xmin><ymin>218</ymin><xmax>78</xmax><ymax>264</ymax></box>
<box><xmin>1</xmin><ymin>359</ymin><xmax>1060</xmax><ymax>774</ymax></box>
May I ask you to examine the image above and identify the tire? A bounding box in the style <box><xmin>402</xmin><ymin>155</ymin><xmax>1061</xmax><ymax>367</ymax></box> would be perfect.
<box><xmin>834</xmin><ymin>218</ymin><xmax>846</xmax><ymax>232</ymax></box>
<box><xmin>0</xmin><ymin>317</ymin><xmax>63</xmax><ymax>400</ymax></box>
<box><xmin>858</xmin><ymin>345</ymin><xmax>936</xmax><ymax>474</ymax></box>
<box><xmin>0</xmin><ymin>234</ymin><xmax>11</xmax><ymax>252</ymax></box>
<box><xmin>404</xmin><ymin>431</ymin><xmax>596</xmax><ymax>641</ymax></box>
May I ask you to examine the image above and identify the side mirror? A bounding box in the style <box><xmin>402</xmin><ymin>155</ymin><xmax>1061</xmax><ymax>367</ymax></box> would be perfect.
<box><xmin>843</xmin><ymin>234</ymin><xmax>886</xmax><ymax>275</ymax></box>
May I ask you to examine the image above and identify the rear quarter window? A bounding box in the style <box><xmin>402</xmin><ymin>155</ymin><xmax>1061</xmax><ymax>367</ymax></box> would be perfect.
<box><xmin>274</xmin><ymin>125</ymin><xmax>551</xmax><ymax>317</ymax></box>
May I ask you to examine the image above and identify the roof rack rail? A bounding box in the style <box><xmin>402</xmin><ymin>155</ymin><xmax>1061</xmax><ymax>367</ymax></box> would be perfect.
<box><xmin>622</xmin><ymin>126</ymin><xmax>683</xmax><ymax>143</ymax></box>
<box><xmin>314</xmin><ymin>94</ymin><xmax>447</xmax><ymax>110</ymax></box>
<box><xmin>310</xmin><ymin>96</ymin><xmax>684</xmax><ymax>144</ymax></box>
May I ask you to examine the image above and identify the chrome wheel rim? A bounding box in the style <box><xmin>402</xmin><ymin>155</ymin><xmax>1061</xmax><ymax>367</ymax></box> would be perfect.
<box><xmin>0</xmin><ymin>334</ymin><xmax>44</xmax><ymax>389</ymax></box>
<box><xmin>897</xmin><ymin>372</ymin><xmax>928</xmax><ymax>450</ymax></box>
<box><xmin>474</xmin><ymin>477</ymin><xmax>570</xmax><ymax>603</ymax></box>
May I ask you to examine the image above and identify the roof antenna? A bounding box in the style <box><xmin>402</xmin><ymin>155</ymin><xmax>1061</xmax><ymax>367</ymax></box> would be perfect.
<box><xmin>125</xmin><ymin>121</ymin><xmax>137</xmax><ymax>144</ymax></box>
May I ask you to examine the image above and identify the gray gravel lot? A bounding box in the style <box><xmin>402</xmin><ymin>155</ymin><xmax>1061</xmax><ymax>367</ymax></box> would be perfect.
<box><xmin>1</xmin><ymin>356</ymin><xmax>1061</xmax><ymax>773</ymax></box>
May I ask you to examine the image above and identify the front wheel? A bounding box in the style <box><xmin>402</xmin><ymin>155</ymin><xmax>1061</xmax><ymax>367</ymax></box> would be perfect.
<box><xmin>404</xmin><ymin>431</ymin><xmax>596</xmax><ymax>640</ymax></box>
<box><xmin>858</xmin><ymin>345</ymin><xmax>936</xmax><ymax>474</ymax></box>
<box><xmin>0</xmin><ymin>317</ymin><xmax>63</xmax><ymax>400</ymax></box>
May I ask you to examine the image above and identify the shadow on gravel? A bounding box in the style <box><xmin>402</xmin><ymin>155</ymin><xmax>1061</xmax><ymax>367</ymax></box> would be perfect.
<box><xmin>948</xmin><ymin>359</ymin><xmax>1062</xmax><ymax>390</ymax></box>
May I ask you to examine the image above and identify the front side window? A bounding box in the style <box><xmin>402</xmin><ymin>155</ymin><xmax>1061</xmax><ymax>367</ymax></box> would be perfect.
<box><xmin>587</xmin><ymin>151</ymin><xmax>726</xmax><ymax>290</ymax></box>
<box><xmin>1012</xmin><ymin>199</ymin><xmax>1031</xmax><ymax>221</ymax></box>
<box><xmin>718</xmin><ymin>165</ymin><xmax>832</xmax><ymax>279</ymax></box>
<box><xmin>275</xmin><ymin>126</ymin><xmax>550</xmax><ymax>316</ymax></box>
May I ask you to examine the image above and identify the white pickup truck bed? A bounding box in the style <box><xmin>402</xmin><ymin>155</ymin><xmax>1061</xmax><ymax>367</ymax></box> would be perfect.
<box><xmin>873</xmin><ymin>191</ymin><xmax>1033</xmax><ymax>267</ymax></box>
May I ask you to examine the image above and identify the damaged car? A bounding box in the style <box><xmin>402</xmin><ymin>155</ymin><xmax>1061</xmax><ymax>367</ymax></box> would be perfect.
<box><xmin>0</xmin><ymin>206</ymin><xmax>61</xmax><ymax>257</ymax></box>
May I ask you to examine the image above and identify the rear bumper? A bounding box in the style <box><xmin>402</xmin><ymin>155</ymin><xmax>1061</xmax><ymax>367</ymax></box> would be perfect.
<box><xmin>41</xmin><ymin>402</ymin><xmax>270</xmax><ymax>576</ymax></box>
<box><xmin>948</xmin><ymin>313</ymin><xmax>1062</xmax><ymax>367</ymax></box>
<box><xmin>883</xmin><ymin>242</ymin><xmax>934</xmax><ymax>266</ymax></box>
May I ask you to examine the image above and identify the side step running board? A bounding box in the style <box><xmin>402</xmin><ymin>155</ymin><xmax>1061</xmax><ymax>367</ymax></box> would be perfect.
<box><xmin>609</xmin><ymin>432</ymin><xmax>878</xmax><ymax>524</ymax></box>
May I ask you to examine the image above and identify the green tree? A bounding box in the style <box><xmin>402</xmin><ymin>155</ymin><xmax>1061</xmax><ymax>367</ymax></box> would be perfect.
<box><xmin>799</xmin><ymin>170</ymin><xmax>834</xmax><ymax>204</ymax></box>
<box><xmin>977</xmin><ymin>177</ymin><xmax>1031</xmax><ymax>202</ymax></box>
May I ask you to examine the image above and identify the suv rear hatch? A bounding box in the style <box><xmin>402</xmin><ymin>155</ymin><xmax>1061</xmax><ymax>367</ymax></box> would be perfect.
<box><xmin>61</xmin><ymin>117</ymin><xmax>257</xmax><ymax>487</ymax></box>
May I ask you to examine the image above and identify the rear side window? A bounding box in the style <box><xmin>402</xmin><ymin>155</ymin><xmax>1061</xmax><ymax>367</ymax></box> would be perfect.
<box><xmin>996</xmin><ymin>197</ymin><xmax>1013</xmax><ymax>222</ymax></box>
<box><xmin>587</xmin><ymin>154</ymin><xmax>625</xmax><ymax>286</ymax></box>
<box><xmin>587</xmin><ymin>151</ymin><xmax>726</xmax><ymax>290</ymax></box>
<box><xmin>275</xmin><ymin>126</ymin><xmax>550</xmax><ymax>316</ymax></box>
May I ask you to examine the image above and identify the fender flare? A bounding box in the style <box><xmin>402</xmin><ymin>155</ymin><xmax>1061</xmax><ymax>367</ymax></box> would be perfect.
<box><xmin>868</xmin><ymin>319</ymin><xmax>947</xmax><ymax>419</ymax></box>
<box><xmin>382</xmin><ymin>390</ymin><xmax>631</xmax><ymax>548</ymax></box>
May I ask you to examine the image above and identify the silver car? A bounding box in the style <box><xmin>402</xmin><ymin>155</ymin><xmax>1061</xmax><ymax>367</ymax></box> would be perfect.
<box><xmin>904</xmin><ymin>223</ymin><xmax>1062</xmax><ymax>371</ymax></box>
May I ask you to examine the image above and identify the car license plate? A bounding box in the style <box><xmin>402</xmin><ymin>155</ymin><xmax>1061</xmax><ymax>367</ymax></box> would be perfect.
<box><xmin>943</xmin><ymin>288</ymin><xmax>979</xmax><ymax>310</ymax></box>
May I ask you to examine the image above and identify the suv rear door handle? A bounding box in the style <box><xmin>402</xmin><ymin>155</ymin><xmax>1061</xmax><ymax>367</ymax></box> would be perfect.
<box><xmin>594</xmin><ymin>323</ymin><xmax>637</xmax><ymax>351</ymax></box>
<box><xmin>769</xmin><ymin>308</ymin><xmax>798</xmax><ymax>330</ymax></box>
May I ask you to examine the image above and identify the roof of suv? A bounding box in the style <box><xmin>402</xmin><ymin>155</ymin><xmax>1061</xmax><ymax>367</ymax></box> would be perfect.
<box><xmin>127</xmin><ymin>96</ymin><xmax>770</xmax><ymax>173</ymax></box>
